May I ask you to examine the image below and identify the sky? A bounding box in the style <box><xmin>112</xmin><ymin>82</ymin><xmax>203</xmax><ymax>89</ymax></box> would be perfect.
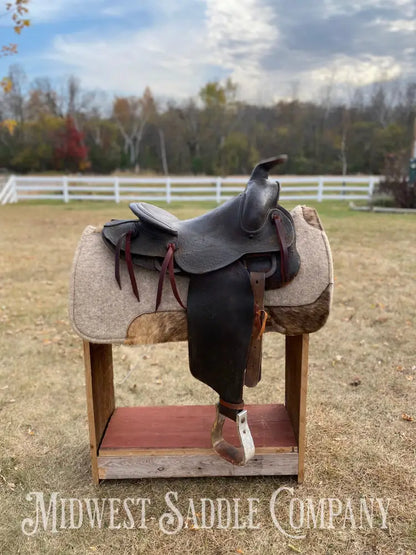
<box><xmin>1</xmin><ymin>0</ymin><xmax>415</xmax><ymax>105</ymax></box>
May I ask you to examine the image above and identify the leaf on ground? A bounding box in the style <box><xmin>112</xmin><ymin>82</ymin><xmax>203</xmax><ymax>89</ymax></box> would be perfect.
<box><xmin>401</xmin><ymin>413</ymin><xmax>413</xmax><ymax>422</ymax></box>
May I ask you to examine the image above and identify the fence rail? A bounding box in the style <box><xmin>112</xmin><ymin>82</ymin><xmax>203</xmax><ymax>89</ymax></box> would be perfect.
<box><xmin>0</xmin><ymin>174</ymin><xmax>379</xmax><ymax>205</ymax></box>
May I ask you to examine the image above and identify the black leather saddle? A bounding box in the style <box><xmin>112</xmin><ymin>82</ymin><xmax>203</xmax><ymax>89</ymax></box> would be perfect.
<box><xmin>102</xmin><ymin>155</ymin><xmax>301</xmax><ymax>465</ymax></box>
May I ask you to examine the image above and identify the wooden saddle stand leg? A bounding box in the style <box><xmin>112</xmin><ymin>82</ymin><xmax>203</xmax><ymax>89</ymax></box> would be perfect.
<box><xmin>83</xmin><ymin>333</ymin><xmax>309</xmax><ymax>485</ymax></box>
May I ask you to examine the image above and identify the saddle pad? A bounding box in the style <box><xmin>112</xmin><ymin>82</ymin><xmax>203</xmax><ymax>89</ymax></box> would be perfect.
<box><xmin>69</xmin><ymin>205</ymin><xmax>333</xmax><ymax>344</ymax></box>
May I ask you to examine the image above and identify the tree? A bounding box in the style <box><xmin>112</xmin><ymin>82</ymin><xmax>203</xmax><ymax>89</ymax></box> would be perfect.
<box><xmin>219</xmin><ymin>131</ymin><xmax>258</xmax><ymax>174</ymax></box>
<box><xmin>197</xmin><ymin>79</ymin><xmax>239</xmax><ymax>173</ymax></box>
<box><xmin>26</xmin><ymin>78</ymin><xmax>59</xmax><ymax>119</ymax></box>
<box><xmin>1</xmin><ymin>1</ymin><xmax>30</xmax><ymax>92</ymax></box>
<box><xmin>112</xmin><ymin>87</ymin><xmax>156</xmax><ymax>170</ymax></box>
<box><xmin>53</xmin><ymin>116</ymin><xmax>89</xmax><ymax>172</ymax></box>
<box><xmin>175</xmin><ymin>100</ymin><xmax>202</xmax><ymax>173</ymax></box>
<box><xmin>83</xmin><ymin>118</ymin><xmax>121</xmax><ymax>173</ymax></box>
<box><xmin>1</xmin><ymin>64</ymin><xmax>27</xmax><ymax>129</ymax></box>
<box><xmin>0</xmin><ymin>68</ymin><xmax>415</xmax><ymax>176</ymax></box>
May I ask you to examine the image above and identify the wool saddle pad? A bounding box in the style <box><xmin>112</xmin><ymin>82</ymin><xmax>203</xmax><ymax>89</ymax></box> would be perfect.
<box><xmin>69</xmin><ymin>205</ymin><xmax>333</xmax><ymax>344</ymax></box>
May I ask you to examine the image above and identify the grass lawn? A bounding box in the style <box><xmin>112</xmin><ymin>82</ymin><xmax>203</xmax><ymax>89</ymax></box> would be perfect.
<box><xmin>0</xmin><ymin>200</ymin><xmax>415</xmax><ymax>554</ymax></box>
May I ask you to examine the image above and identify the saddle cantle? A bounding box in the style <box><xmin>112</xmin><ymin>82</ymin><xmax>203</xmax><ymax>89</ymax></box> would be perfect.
<box><xmin>102</xmin><ymin>155</ymin><xmax>301</xmax><ymax>465</ymax></box>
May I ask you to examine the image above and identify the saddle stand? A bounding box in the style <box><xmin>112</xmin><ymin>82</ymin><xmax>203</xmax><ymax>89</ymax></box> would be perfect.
<box><xmin>82</xmin><ymin>335</ymin><xmax>310</xmax><ymax>483</ymax></box>
<box><xmin>69</xmin><ymin>163</ymin><xmax>333</xmax><ymax>483</ymax></box>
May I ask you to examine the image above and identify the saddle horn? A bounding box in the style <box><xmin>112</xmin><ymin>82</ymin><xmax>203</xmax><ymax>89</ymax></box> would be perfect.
<box><xmin>241</xmin><ymin>155</ymin><xmax>288</xmax><ymax>233</ymax></box>
<box><xmin>249</xmin><ymin>155</ymin><xmax>288</xmax><ymax>181</ymax></box>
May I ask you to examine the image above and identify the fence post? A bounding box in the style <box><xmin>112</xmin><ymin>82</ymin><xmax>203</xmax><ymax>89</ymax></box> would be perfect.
<box><xmin>12</xmin><ymin>176</ymin><xmax>17</xmax><ymax>203</ymax></box>
<box><xmin>166</xmin><ymin>177</ymin><xmax>171</xmax><ymax>204</ymax></box>
<box><xmin>368</xmin><ymin>176</ymin><xmax>376</xmax><ymax>199</ymax></box>
<box><xmin>0</xmin><ymin>175</ymin><xmax>18</xmax><ymax>204</ymax></box>
<box><xmin>317</xmin><ymin>176</ymin><xmax>324</xmax><ymax>202</ymax></box>
<box><xmin>216</xmin><ymin>177</ymin><xmax>222</xmax><ymax>204</ymax></box>
<box><xmin>114</xmin><ymin>177</ymin><xmax>120</xmax><ymax>203</ymax></box>
<box><xmin>63</xmin><ymin>176</ymin><xmax>69</xmax><ymax>203</ymax></box>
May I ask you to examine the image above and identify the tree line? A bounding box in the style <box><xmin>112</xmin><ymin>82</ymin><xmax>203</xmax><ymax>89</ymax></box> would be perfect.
<box><xmin>0</xmin><ymin>65</ymin><xmax>415</xmax><ymax>176</ymax></box>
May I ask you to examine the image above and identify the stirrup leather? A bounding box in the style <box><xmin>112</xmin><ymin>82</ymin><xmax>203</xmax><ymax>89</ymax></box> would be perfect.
<box><xmin>211</xmin><ymin>404</ymin><xmax>255</xmax><ymax>466</ymax></box>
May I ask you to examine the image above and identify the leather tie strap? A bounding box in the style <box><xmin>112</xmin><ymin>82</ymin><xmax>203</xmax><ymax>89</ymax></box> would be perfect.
<box><xmin>219</xmin><ymin>398</ymin><xmax>245</xmax><ymax>422</ymax></box>
<box><xmin>125</xmin><ymin>231</ymin><xmax>140</xmax><ymax>302</ymax></box>
<box><xmin>115</xmin><ymin>231</ymin><xmax>140</xmax><ymax>302</ymax></box>
<box><xmin>245</xmin><ymin>271</ymin><xmax>266</xmax><ymax>388</ymax></box>
<box><xmin>115</xmin><ymin>234</ymin><xmax>123</xmax><ymax>289</ymax></box>
<box><xmin>272</xmin><ymin>213</ymin><xmax>288</xmax><ymax>283</ymax></box>
<box><xmin>155</xmin><ymin>243</ymin><xmax>186</xmax><ymax>312</ymax></box>
<box><xmin>219</xmin><ymin>399</ymin><xmax>245</xmax><ymax>411</ymax></box>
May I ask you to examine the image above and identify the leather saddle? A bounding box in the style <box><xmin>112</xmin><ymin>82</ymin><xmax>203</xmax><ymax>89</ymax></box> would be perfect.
<box><xmin>102</xmin><ymin>155</ymin><xmax>301</xmax><ymax>465</ymax></box>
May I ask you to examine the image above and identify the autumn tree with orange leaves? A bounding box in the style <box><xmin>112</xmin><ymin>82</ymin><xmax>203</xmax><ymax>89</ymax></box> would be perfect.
<box><xmin>1</xmin><ymin>0</ymin><xmax>30</xmax><ymax>92</ymax></box>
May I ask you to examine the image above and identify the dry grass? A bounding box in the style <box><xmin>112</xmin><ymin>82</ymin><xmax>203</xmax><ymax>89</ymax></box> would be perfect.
<box><xmin>0</xmin><ymin>200</ymin><xmax>415</xmax><ymax>554</ymax></box>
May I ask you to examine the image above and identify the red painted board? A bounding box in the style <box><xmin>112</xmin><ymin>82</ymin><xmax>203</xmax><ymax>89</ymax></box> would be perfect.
<box><xmin>100</xmin><ymin>404</ymin><xmax>296</xmax><ymax>451</ymax></box>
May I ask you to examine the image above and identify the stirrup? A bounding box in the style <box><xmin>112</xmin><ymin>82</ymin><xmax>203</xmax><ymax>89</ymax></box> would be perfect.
<box><xmin>211</xmin><ymin>404</ymin><xmax>255</xmax><ymax>466</ymax></box>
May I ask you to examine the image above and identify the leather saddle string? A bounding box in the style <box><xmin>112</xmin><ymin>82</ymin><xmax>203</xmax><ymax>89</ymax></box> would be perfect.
<box><xmin>115</xmin><ymin>231</ymin><xmax>140</xmax><ymax>301</ymax></box>
<box><xmin>155</xmin><ymin>243</ymin><xmax>186</xmax><ymax>312</ymax></box>
<box><xmin>245</xmin><ymin>271</ymin><xmax>267</xmax><ymax>388</ymax></box>
<box><xmin>272</xmin><ymin>214</ymin><xmax>288</xmax><ymax>283</ymax></box>
<box><xmin>125</xmin><ymin>231</ymin><xmax>140</xmax><ymax>301</ymax></box>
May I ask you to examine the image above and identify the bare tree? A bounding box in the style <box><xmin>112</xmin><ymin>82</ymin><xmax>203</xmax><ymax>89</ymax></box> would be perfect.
<box><xmin>112</xmin><ymin>87</ymin><xmax>156</xmax><ymax>171</ymax></box>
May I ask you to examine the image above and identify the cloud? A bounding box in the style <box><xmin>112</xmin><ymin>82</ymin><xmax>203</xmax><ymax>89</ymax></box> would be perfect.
<box><xmin>205</xmin><ymin>0</ymin><xmax>280</xmax><ymax>100</ymax></box>
<box><xmin>46</xmin><ymin>15</ymin><xmax>213</xmax><ymax>100</ymax></box>
<box><xmin>306</xmin><ymin>54</ymin><xmax>402</xmax><ymax>88</ymax></box>
<box><xmin>22</xmin><ymin>0</ymin><xmax>416</xmax><ymax>104</ymax></box>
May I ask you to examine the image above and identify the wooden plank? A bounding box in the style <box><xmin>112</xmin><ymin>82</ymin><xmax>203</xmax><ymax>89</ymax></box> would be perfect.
<box><xmin>83</xmin><ymin>341</ymin><xmax>115</xmax><ymax>484</ymax></box>
<box><xmin>97</xmin><ymin>452</ymin><xmax>299</xmax><ymax>479</ymax></box>
<box><xmin>100</xmin><ymin>446</ymin><xmax>295</xmax><ymax>457</ymax></box>
<box><xmin>100</xmin><ymin>404</ymin><xmax>296</xmax><ymax>452</ymax></box>
<box><xmin>285</xmin><ymin>334</ymin><xmax>309</xmax><ymax>483</ymax></box>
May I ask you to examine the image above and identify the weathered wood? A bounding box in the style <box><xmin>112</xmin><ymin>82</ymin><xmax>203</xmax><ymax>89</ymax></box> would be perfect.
<box><xmin>83</xmin><ymin>337</ymin><xmax>309</xmax><ymax>483</ymax></box>
<box><xmin>98</xmin><ymin>452</ymin><xmax>299</xmax><ymax>479</ymax></box>
<box><xmin>100</xmin><ymin>446</ymin><xmax>295</xmax><ymax>457</ymax></box>
<box><xmin>97</xmin><ymin>404</ymin><xmax>298</xmax><ymax>479</ymax></box>
<box><xmin>83</xmin><ymin>341</ymin><xmax>115</xmax><ymax>484</ymax></box>
<box><xmin>285</xmin><ymin>334</ymin><xmax>309</xmax><ymax>483</ymax></box>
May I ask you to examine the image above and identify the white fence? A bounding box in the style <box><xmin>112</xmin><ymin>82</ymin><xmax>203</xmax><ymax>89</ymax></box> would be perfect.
<box><xmin>0</xmin><ymin>174</ymin><xmax>379</xmax><ymax>205</ymax></box>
